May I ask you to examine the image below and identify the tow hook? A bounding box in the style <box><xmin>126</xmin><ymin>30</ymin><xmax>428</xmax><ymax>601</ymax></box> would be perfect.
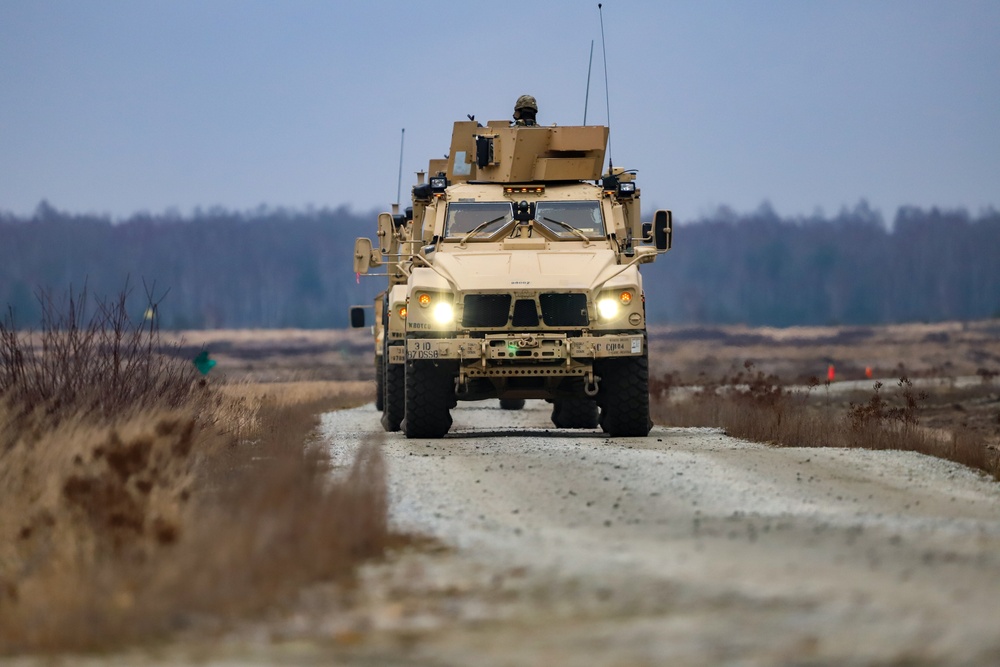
<box><xmin>455</xmin><ymin>373</ymin><xmax>469</xmax><ymax>396</ymax></box>
<box><xmin>517</xmin><ymin>335</ymin><xmax>538</xmax><ymax>348</ymax></box>
<box><xmin>584</xmin><ymin>372</ymin><xmax>600</xmax><ymax>397</ymax></box>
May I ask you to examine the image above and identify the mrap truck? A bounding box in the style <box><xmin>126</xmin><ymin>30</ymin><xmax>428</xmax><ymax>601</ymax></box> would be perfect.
<box><xmin>353</xmin><ymin>116</ymin><xmax>671</xmax><ymax>438</ymax></box>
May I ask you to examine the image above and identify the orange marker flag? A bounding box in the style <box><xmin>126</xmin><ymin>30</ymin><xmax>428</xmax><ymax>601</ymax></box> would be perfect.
<box><xmin>865</xmin><ymin>366</ymin><xmax>873</xmax><ymax>379</ymax></box>
<box><xmin>827</xmin><ymin>365</ymin><xmax>835</xmax><ymax>382</ymax></box>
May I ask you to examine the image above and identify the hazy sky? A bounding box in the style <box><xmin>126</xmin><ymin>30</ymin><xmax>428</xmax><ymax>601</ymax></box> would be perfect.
<box><xmin>1</xmin><ymin>0</ymin><xmax>997</xmax><ymax>222</ymax></box>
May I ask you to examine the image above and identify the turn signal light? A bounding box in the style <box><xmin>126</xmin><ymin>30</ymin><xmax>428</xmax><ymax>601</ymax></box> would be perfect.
<box><xmin>619</xmin><ymin>291</ymin><xmax>633</xmax><ymax>305</ymax></box>
<box><xmin>398</xmin><ymin>306</ymin><xmax>407</xmax><ymax>319</ymax></box>
<box><xmin>418</xmin><ymin>293</ymin><xmax>432</xmax><ymax>307</ymax></box>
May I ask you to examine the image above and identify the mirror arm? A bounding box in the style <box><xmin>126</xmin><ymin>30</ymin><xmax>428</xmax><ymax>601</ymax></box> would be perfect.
<box><xmin>411</xmin><ymin>254</ymin><xmax>458</xmax><ymax>291</ymax></box>
<box><xmin>588</xmin><ymin>249</ymin><xmax>653</xmax><ymax>293</ymax></box>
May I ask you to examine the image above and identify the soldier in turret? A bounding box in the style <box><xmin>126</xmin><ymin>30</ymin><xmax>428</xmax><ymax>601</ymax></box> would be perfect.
<box><xmin>511</xmin><ymin>94</ymin><xmax>538</xmax><ymax>127</ymax></box>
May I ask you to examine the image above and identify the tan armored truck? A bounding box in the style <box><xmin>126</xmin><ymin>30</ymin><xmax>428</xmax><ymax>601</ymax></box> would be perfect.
<box><xmin>354</xmin><ymin>118</ymin><xmax>672</xmax><ymax>438</ymax></box>
<box><xmin>352</xmin><ymin>203</ymin><xmax>414</xmax><ymax>432</ymax></box>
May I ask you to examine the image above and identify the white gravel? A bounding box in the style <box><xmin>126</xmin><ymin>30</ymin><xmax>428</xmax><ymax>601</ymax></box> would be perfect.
<box><xmin>313</xmin><ymin>400</ymin><xmax>1000</xmax><ymax>666</ymax></box>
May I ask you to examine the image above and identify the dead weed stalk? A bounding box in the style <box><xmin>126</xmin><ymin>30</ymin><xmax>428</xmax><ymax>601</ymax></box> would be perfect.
<box><xmin>0</xmin><ymin>282</ymin><xmax>198</xmax><ymax>433</ymax></box>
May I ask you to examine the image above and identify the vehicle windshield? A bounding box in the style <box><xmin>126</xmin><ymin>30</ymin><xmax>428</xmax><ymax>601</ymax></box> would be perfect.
<box><xmin>445</xmin><ymin>202</ymin><xmax>514</xmax><ymax>238</ymax></box>
<box><xmin>444</xmin><ymin>200</ymin><xmax>605</xmax><ymax>241</ymax></box>
<box><xmin>534</xmin><ymin>201</ymin><xmax>605</xmax><ymax>239</ymax></box>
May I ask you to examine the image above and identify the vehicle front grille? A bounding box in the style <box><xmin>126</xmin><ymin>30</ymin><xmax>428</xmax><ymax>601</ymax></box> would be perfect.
<box><xmin>512</xmin><ymin>299</ymin><xmax>540</xmax><ymax>327</ymax></box>
<box><xmin>540</xmin><ymin>293</ymin><xmax>589</xmax><ymax>326</ymax></box>
<box><xmin>462</xmin><ymin>294</ymin><xmax>511</xmax><ymax>327</ymax></box>
<box><xmin>462</xmin><ymin>292</ymin><xmax>589</xmax><ymax>328</ymax></box>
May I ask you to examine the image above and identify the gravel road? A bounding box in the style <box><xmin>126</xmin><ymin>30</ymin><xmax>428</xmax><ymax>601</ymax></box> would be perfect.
<box><xmin>313</xmin><ymin>400</ymin><xmax>1000</xmax><ymax>666</ymax></box>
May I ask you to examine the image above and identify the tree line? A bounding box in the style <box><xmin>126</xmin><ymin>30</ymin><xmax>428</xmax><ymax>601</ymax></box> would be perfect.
<box><xmin>643</xmin><ymin>201</ymin><xmax>1000</xmax><ymax>326</ymax></box>
<box><xmin>1</xmin><ymin>200</ymin><xmax>997</xmax><ymax>328</ymax></box>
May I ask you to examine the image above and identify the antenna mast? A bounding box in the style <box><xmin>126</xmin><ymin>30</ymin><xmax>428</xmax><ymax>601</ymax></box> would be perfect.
<box><xmin>395</xmin><ymin>128</ymin><xmax>405</xmax><ymax>206</ymax></box>
<box><xmin>583</xmin><ymin>39</ymin><xmax>594</xmax><ymax>125</ymax></box>
<box><xmin>598</xmin><ymin>3</ymin><xmax>612</xmax><ymax>170</ymax></box>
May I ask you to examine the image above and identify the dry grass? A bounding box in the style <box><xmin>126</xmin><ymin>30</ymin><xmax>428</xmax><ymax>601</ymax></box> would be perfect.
<box><xmin>652</xmin><ymin>362</ymin><xmax>1000</xmax><ymax>480</ymax></box>
<box><xmin>158</xmin><ymin>329</ymin><xmax>374</xmax><ymax>383</ymax></box>
<box><xmin>648</xmin><ymin>320</ymin><xmax>1000</xmax><ymax>382</ymax></box>
<box><xmin>0</xmin><ymin>290</ymin><xmax>389</xmax><ymax>655</ymax></box>
<box><xmin>218</xmin><ymin>379</ymin><xmax>374</xmax><ymax>408</ymax></box>
<box><xmin>0</xmin><ymin>285</ymin><xmax>199</xmax><ymax>426</ymax></box>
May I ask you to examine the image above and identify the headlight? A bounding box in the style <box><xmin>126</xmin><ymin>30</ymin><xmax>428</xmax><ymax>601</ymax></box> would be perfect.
<box><xmin>430</xmin><ymin>176</ymin><xmax>448</xmax><ymax>193</ymax></box>
<box><xmin>432</xmin><ymin>302</ymin><xmax>454</xmax><ymax>324</ymax></box>
<box><xmin>597</xmin><ymin>298</ymin><xmax>619</xmax><ymax>320</ymax></box>
<box><xmin>415</xmin><ymin>292</ymin><xmax>454</xmax><ymax>324</ymax></box>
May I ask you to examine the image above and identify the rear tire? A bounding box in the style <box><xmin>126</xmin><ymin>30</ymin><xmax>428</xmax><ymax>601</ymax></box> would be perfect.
<box><xmin>404</xmin><ymin>359</ymin><xmax>455</xmax><ymax>438</ymax></box>
<box><xmin>550</xmin><ymin>399</ymin><xmax>599</xmax><ymax>428</ymax></box>
<box><xmin>381</xmin><ymin>346</ymin><xmax>405</xmax><ymax>432</ymax></box>
<box><xmin>596</xmin><ymin>354</ymin><xmax>652</xmax><ymax>437</ymax></box>
<box><xmin>374</xmin><ymin>354</ymin><xmax>384</xmax><ymax>412</ymax></box>
<box><xmin>499</xmin><ymin>398</ymin><xmax>526</xmax><ymax>410</ymax></box>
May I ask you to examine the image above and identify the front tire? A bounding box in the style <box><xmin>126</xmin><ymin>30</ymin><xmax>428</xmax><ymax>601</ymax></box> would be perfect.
<box><xmin>550</xmin><ymin>399</ymin><xmax>599</xmax><ymax>428</ymax></box>
<box><xmin>381</xmin><ymin>347</ymin><xmax>405</xmax><ymax>432</ymax></box>
<box><xmin>596</xmin><ymin>354</ymin><xmax>652</xmax><ymax>437</ymax></box>
<box><xmin>374</xmin><ymin>354</ymin><xmax>384</xmax><ymax>412</ymax></box>
<box><xmin>404</xmin><ymin>359</ymin><xmax>455</xmax><ymax>438</ymax></box>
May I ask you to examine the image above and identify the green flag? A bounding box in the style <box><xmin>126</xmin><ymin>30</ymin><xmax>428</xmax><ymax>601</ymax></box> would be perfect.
<box><xmin>193</xmin><ymin>350</ymin><xmax>216</xmax><ymax>375</ymax></box>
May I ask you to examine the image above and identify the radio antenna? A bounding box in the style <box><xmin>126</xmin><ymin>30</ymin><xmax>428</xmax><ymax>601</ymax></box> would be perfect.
<box><xmin>583</xmin><ymin>39</ymin><xmax>594</xmax><ymax>125</ymax></box>
<box><xmin>395</xmin><ymin>128</ymin><xmax>405</xmax><ymax>206</ymax></box>
<box><xmin>598</xmin><ymin>3</ymin><xmax>613</xmax><ymax>170</ymax></box>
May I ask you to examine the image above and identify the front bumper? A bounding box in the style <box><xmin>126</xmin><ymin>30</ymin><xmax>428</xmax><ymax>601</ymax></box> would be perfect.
<box><xmin>406</xmin><ymin>332</ymin><xmax>643</xmax><ymax>373</ymax></box>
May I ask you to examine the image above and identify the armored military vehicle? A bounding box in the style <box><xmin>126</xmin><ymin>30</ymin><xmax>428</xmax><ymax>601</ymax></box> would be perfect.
<box><xmin>352</xmin><ymin>203</ymin><xmax>413</xmax><ymax>432</ymax></box>
<box><xmin>353</xmin><ymin>116</ymin><xmax>671</xmax><ymax>438</ymax></box>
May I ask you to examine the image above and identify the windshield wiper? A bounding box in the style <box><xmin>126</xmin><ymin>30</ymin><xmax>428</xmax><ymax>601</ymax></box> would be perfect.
<box><xmin>542</xmin><ymin>216</ymin><xmax>592</xmax><ymax>244</ymax></box>
<box><xmin>459</xmin><ymin>215</ymin><xmax>509</xmax><ymax>245</ymax></box>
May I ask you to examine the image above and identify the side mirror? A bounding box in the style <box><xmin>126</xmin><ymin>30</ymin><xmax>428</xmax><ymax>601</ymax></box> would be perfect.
<box><xmin>653</xmin><ymin>209</ymin><xmax>672</xmax><ymax>251</ymax></box>
<box><xmin>353</xmin><ymin>237</ymin><xmax>374</xmax><ymax>274</ymax></box>
<box><xmin>377</xmin><ymin>212</ymin><xmax>394</xmax><ymax>253</ymax></box>
<box><xmin>349</xmin><ymin>306</ymin><xmax>366</xmax><ymax>328</ymax></box>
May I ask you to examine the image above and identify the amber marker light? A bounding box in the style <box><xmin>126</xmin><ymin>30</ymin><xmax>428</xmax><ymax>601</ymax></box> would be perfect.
<box><xmin>399</xmin><ymin>306</ymin><xmax>407</xmax><ymax>319</ymax></box>
<box><xmin>619</xmin><ymin>291</ymin><xmax>633</xmax><ymax>305</ymax></box>
<box><xmin>418</xmin><ymin>293</ymin><xmax>432</xmax><ymax>307</ymax></box>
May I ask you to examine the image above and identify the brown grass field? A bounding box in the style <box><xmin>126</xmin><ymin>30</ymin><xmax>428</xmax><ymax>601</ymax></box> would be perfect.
<box><xmin>161</xmin><ymin>320</ymin><xmax>1000</xmax><ymax>450</ymax></box>
<box><xmin>159</xmin><ymin>318</ymin><xmax>1000</xmax><ymax>384</ymax></box>
<box><xmin>0</xmin><ymin>304</ymin><xmax>389</xmax><ymax>654</ymax></box>
<box><xmin>647</xmin><ymin>319</ymin><xmax>1000</xmax><ymax>382</ymax></box>
<box><xmin>161</xmin><ymin>320</ymin><xmax>999</xmax><ymax>474</ymax></box>
<box><xmin>1</xmin><ymin>316</ymin><xmax>997</xmax><ymax>654</ymax></box>
<box><xmin>646</xmin><ymin>320</ymin><xmax>1000</xmax><ymax>479</ymax></box>
<box><xmin>161</xmin><ymin>320</ymin><xmax>999</xmax><ymax>472</ymax></box>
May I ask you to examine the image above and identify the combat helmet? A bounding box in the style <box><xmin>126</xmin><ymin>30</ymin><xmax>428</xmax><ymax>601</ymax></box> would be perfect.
<box><xmin>513</xmin><ymin>94</ymin><xmax>538</xmax><ymax>120</ymax></box>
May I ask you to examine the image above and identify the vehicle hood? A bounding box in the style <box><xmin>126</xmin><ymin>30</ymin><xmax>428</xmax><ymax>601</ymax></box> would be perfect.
<box><xmin>430</xmin><ymin>249</ymin><xmax>627</xmax><ymax>292</ymax></box>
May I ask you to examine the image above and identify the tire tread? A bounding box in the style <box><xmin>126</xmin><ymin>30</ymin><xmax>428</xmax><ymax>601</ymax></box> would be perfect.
<box><xmin>404</xmin><ymin>359</ymin><xmax>454</xmax><ymax>438</ymax></box>
<box><xmin>596</xmin><ymin>354</ymin><xmax>652</xmax><ymax>437</ymax></box>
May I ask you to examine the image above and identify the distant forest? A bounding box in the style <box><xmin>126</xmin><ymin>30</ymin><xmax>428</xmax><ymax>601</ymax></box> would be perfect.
<box><xmin>1</xmin><ymin>201</ymin><xmax>998</xmax><ymax>329</ymax></box>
